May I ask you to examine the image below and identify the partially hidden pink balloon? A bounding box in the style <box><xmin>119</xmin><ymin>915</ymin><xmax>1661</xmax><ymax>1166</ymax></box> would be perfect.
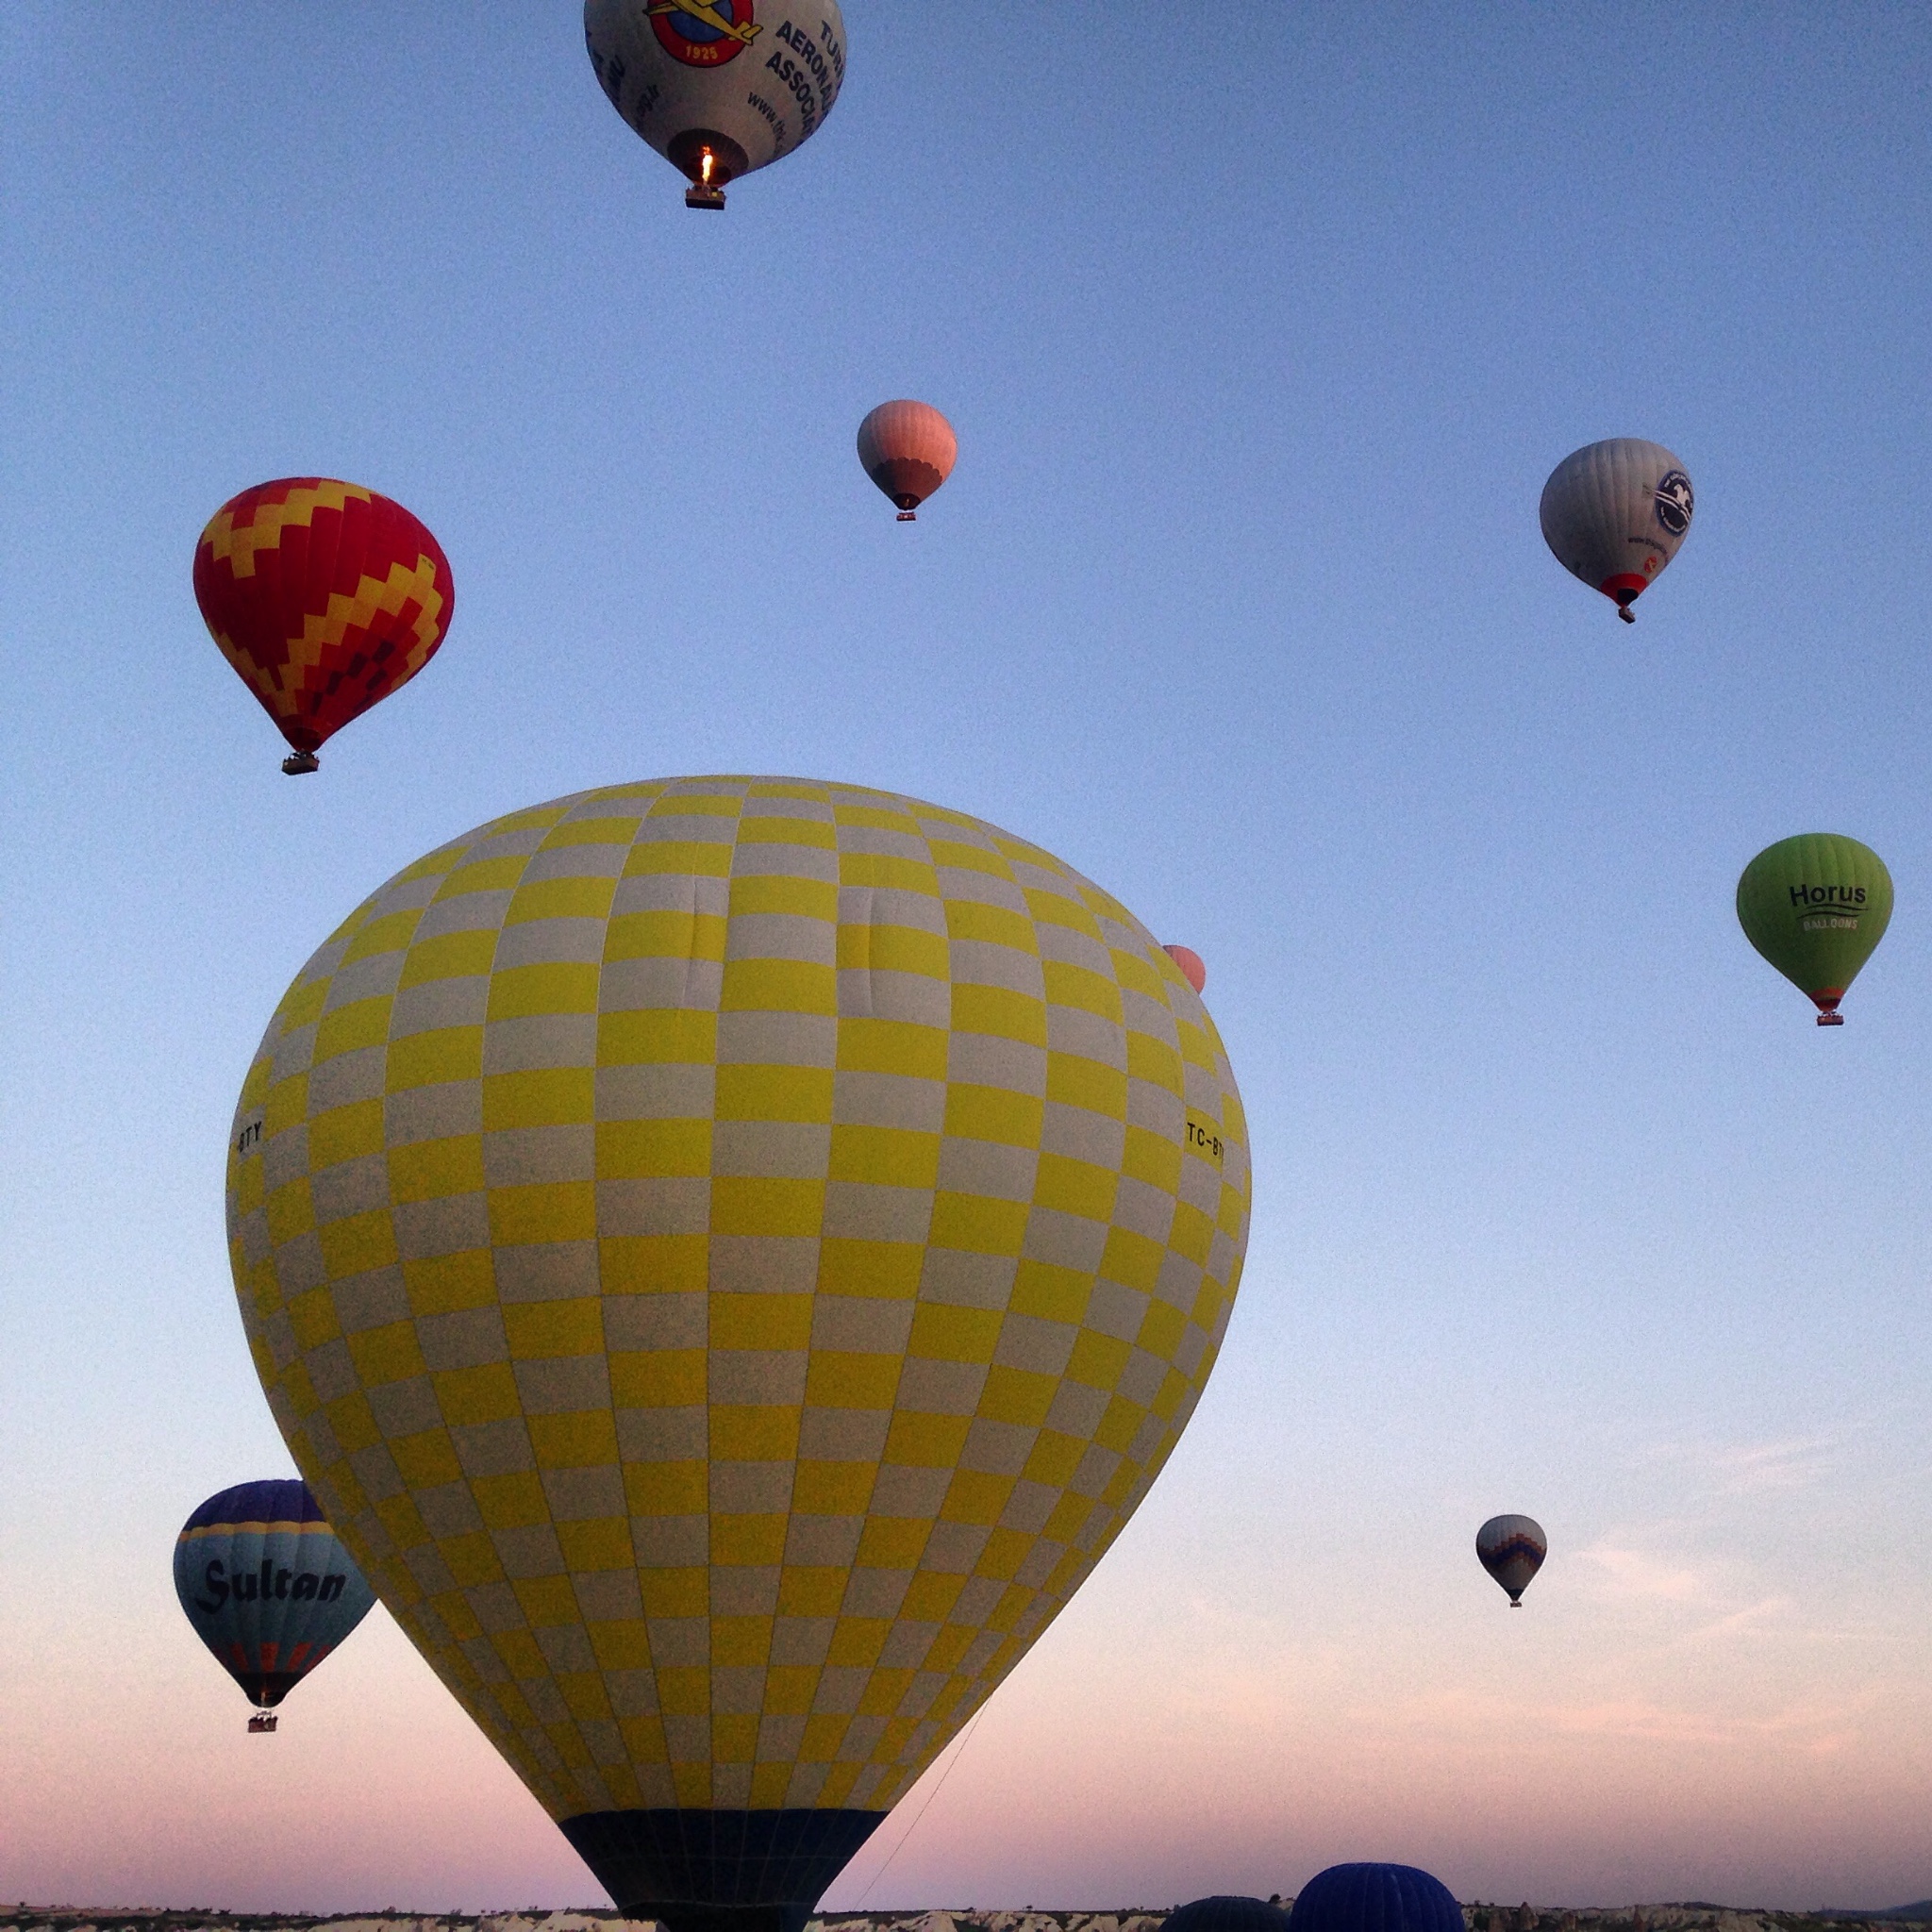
<box><xmin>858</xmin><ymin>399</ymin><xmax>957</xmax><ymax>521</ymax></box>
<box><xmin>1164</xmin><ymin>943</ymin><xmax>1207</xmax><ymax>993</ymax></box>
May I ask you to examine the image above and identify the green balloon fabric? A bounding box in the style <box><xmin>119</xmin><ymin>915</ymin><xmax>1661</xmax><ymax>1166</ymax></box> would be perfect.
<box><xmin>1736</xmin><ymin>834</ymin><xmax>1893</xmax><ymax>1024</ymax></box>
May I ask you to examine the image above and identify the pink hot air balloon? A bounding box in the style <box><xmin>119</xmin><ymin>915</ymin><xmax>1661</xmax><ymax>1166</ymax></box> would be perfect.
<box><xmin>1164</xmin><ymin>944</ymin><xmax>1207</xmax><ymax>993</ymax></box>
<box><xmin>857</xmin><ymin>399</ymin><xmax>957</xmax><ymax>521</ymax></box>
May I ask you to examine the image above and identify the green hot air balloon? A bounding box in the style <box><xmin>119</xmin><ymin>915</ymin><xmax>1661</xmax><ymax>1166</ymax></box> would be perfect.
<box><xmin>1736</xmin><ymin>834</ymin><xmax>1893</xmax><ymax>1025</ymax></box>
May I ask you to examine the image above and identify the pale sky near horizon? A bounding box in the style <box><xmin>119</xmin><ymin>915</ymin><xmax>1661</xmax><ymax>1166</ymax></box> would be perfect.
<box><xmin>4</xmin><ymin>4</ymin><xmax>1932</xmax><ymax>1918</ymax></box>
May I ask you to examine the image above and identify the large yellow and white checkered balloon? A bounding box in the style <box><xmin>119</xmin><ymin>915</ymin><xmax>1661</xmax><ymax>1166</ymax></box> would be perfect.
<box><xmin>226</xmin><ymin>775</ymin><xmax>1250</xmax><ymax>1921</ymax></box>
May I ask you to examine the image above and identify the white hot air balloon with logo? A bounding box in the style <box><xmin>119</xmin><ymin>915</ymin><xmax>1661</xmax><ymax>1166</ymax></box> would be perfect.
<box><xmin>1540</xmin><ymin>440</ymin><xmax>1694</xmax><ymax>622</ymax></box>
<box><xmin>585</xmin><ymin>0</ymin><xmax>845</xmax><ymax>208</ymax></box>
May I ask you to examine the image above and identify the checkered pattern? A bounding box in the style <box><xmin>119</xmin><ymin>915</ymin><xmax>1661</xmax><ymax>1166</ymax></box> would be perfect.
<box><xmin>226</xmin><ymin>776</ymin><xmax>1251</xmax><ymax>1824</ymax></box>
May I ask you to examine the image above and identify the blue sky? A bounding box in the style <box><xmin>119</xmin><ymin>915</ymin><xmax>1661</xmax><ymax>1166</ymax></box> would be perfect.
<box><xmin>3</xmin><ymin>4</ymin><xmax>1931</xmax><ymax>1914</ymax></box>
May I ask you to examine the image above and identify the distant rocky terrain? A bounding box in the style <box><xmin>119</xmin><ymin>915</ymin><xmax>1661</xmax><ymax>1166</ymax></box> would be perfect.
<box><xmin>2</xmin><ymin>1905</ymin><xmax>1927</xmax><ymax>1932</ymax></box>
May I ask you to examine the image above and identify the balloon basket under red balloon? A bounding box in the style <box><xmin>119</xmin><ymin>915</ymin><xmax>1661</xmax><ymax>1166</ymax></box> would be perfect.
<box><xmin>247</xmin><ymin>1710</ymin><xmax>278</xmax><ymax>1734</ymax></box>
<box><xmin>281</xmin><ymin>750</ymin><xmax>320</xmax><ymax>775</ymax></box>
<box><xmin>895</xmin><ymin>509</ymin><xmax>917</xmax><ymax>522</ymax></box>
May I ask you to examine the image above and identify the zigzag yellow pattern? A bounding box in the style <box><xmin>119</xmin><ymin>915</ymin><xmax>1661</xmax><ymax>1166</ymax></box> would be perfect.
<box><xmin>209</xmin><ymin>555</ymin><xmax>445</xmax><ymax>715</ymax></box>
<box><xmin>204</xmin><ymin>480</ymin><xmax>372</xmax><ymax>577</ymax></box>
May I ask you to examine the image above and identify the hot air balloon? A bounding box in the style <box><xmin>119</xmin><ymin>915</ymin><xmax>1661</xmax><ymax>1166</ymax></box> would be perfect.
<box><xmin>857</xmin><ymin>402</ymin><xmax>956</xmax><ymax>521</ymax></box>
<box><xmin>174</xmin><ymin>1479</ymin><xmax>377</xmax><ymax>1731</ymax></box>
<box><xmin>1737</xmin><ymin>834</ymin><xmax>1893</xmax><ymax>1025</ymax></box>
<box><xmin>585</xmin><ymin>1</ymin><xmax>845</xmax><ymax>209</ymax></box>
<box><xmin>1290</xmin><ymin>1866</ymin><xmax>1462</xmax><ymax>1932</ymax></box>
<box><xmin>1165</xmin><ymin>1899</ymin><xmax>1291</xmax><ymax>1932</ymax></box>
<box><xmin>194</xmin><ymin>478</ymin><xmax>455</xmax><ymax>774</ymax></box>
<box><xmin>1163</xmin><ymin>946</ymin><xmax>1207</xmax><ymax>995</ymax></box>
<box><xmin>226</xmin><ymin>774</ymin><xmax>1250</xmax><ymax>1932</ymax></box>
<box><xmin>1540</xmin><ymin>440</ymin><xmax>1693</xmax><ymax>622</ymax></box>
<box><xmin>1475</xmin><ymin>1514</ymin><xmax>1546</xmax><ymax>1607</ymax></box>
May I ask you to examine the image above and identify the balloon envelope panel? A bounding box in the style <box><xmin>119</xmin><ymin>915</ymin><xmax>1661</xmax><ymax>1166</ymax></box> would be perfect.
<box><xmin>174</xmin><ymin>1478</ymin><xmax>376</xmax><ymax>1707</ymax></box>
<box><xmin>1475</xmin><ymin>1512</ymin><xmax>1546</xmax><ymax>1604</ymax></box>
<box><xmin>1736</xmin><ymin>833</ymin><xmax>1893</xmax><ymax>1013</ymax></box>
<box><xmin>192</xmin><ymin>479</ymin><xmax>455</xmax><ymax>757</ymax></box>
<box><xmin>1539</xmin><ymin>439</ymin><xmax>1693</xmax><ymax>611</ymax></box>
<box><xmin>225</xmin><ymin>775</ymin><xmax>1250</xmax><ymax>1911</ymax></box>
<box><xmin>585</xmin><ymin>1</ymin><xmax>845</xmax><ymax>187</ymax></box>
<box><xmin>1288</xmin><ymin>1866</ymin><xmax>1463</xmax><ymax>1932</ymax></box>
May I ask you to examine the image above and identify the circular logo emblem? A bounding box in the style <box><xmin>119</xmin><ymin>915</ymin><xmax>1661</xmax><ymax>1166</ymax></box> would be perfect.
<box><xmin>1654</xmin><ymin>469</ymin><xmax>1693</xmax><ymax>538</ymax></box>
<box><xmin>649</xmin><ymin>1</ymin><xmax>758</xmax><ymax>66</ymax></box>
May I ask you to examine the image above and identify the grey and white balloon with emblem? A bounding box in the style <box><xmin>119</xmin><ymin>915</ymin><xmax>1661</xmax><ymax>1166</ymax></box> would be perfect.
<box><xmin>1540</xmin><ymin>438</ymin><xmax>1694</xmax><ymax>623</ymax></box>
<box><xmin>585</xmin><ymin>0</ymin><xmax>845</xmax><ymax>208</ymax></box>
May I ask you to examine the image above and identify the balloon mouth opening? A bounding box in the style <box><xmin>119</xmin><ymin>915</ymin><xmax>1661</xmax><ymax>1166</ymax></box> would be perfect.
<box><xmin>282</xmin><ymin>750</ymin><xmax>320</xmax><ymax>775</ymax></box>
<box><xmin>670</xmin><ymin>130</ymin><xmax>747</xmax><ymax>207</ymax></box>
<box><xmin>1601</xmin><ymin>575</ymin><xmax>1646</xmax><ymax>619</ymax></box>
<box><xmin>866</xmin><ymin>457</ymin><xmax>947</xmax><ymax>517</ymax></box>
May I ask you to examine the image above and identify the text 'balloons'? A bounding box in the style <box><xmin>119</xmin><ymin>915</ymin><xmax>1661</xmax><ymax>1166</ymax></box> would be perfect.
<box><xmin>193</xmin><ymin>478</ymin><xmax>455</xmax><ymax>775</ymax></box>
<box><xmin>1475</xmin><ymin>1513</ymin><xmax>1546</xmax><ymax>1606</ymax></box>
<box><xmin>585</xmin><ymin>1</ymin><xmax>845</xmax><ymax>209</ymax></box>
<box><xmin>225</xmin><ymin>774</ymin><xmax>1252</xmax><ymax>1932</ymax></box>
<box><xmin>173</xmin><ymin>1479</ymin><xmax>376</xmax><ymax>1728</ymax></box>
<box><xmin>1737</xmin><ymin>834</ymin><xmax>1894</xmax><ymax>1025</ymax></box>
<box><xmin>857</xmin><ymin>401</ymin><xmax>957</xmax><ymax>521</ymax></box>
<box><xmin>1540</xmin><ymin>439</ymin><xmax>1693</xmax><ymax>622</ymax></box>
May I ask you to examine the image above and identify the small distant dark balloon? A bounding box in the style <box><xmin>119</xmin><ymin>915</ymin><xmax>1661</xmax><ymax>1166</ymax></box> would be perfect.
<box><xmin>1165</xmin><ymin>1899</ymin><xmax>1293</xmax><ymax>1932</ymax></box>
<box><xmin>1289</xmin><ymin>1865</ymin><xmax>1464</xmax><ymax>1932</ymax></box>
<box><xmin>1476</xmin><ymin>1513</ymin><xmax>1548</xmax><ymax>1606</ymax></box>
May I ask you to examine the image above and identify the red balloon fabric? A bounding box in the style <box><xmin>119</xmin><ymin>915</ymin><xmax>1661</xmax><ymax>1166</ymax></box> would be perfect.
<box><xmin>856</xmin><ymin>399</ymin><xmax>958</xmax><ymax>516</ymax></box>
<box><xmin>1164</xmin><ymin>943</ymin><xmax>1208</xmax><ymax>993</ymax></box>
<box><xmin>193</xmin><ymin>478</ymin><xmax>455</xmax><ymax>759</ymax></box>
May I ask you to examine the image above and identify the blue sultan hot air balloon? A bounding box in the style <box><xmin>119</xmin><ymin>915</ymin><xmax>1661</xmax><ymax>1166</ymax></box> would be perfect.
<box><xmin>174</xmin><ymin>1479</ymin><xmax>375</xmax><ymax>1731</ymax></box>
<box><xmin>1289</xmin><ymin>1865</ymin><xmax>1464</xmax><ymax>1932</ymax></box>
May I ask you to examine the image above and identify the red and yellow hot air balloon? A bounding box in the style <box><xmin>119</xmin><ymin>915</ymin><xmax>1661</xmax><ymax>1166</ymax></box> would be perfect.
<box><xmin>857</xmin><ymin>401</ymin><xmax>957</xmax><ymax>522</ymax></box>
<box><xmin>193</xmin><ymin>478</ymin><xmax>455</xmax><ymax>774</ymax></box>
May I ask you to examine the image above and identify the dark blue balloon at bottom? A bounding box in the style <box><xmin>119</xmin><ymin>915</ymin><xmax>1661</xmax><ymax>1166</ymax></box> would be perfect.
<box><xmin>1290</xmin><ymin>1864</ymin><xmax>1463</xmax><ymax>1932</ymax></box>
<box><xmin>1164</xmin><ymin>1900</ymin><xmax>1292</xmax><ymax>1932</ymax></box>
